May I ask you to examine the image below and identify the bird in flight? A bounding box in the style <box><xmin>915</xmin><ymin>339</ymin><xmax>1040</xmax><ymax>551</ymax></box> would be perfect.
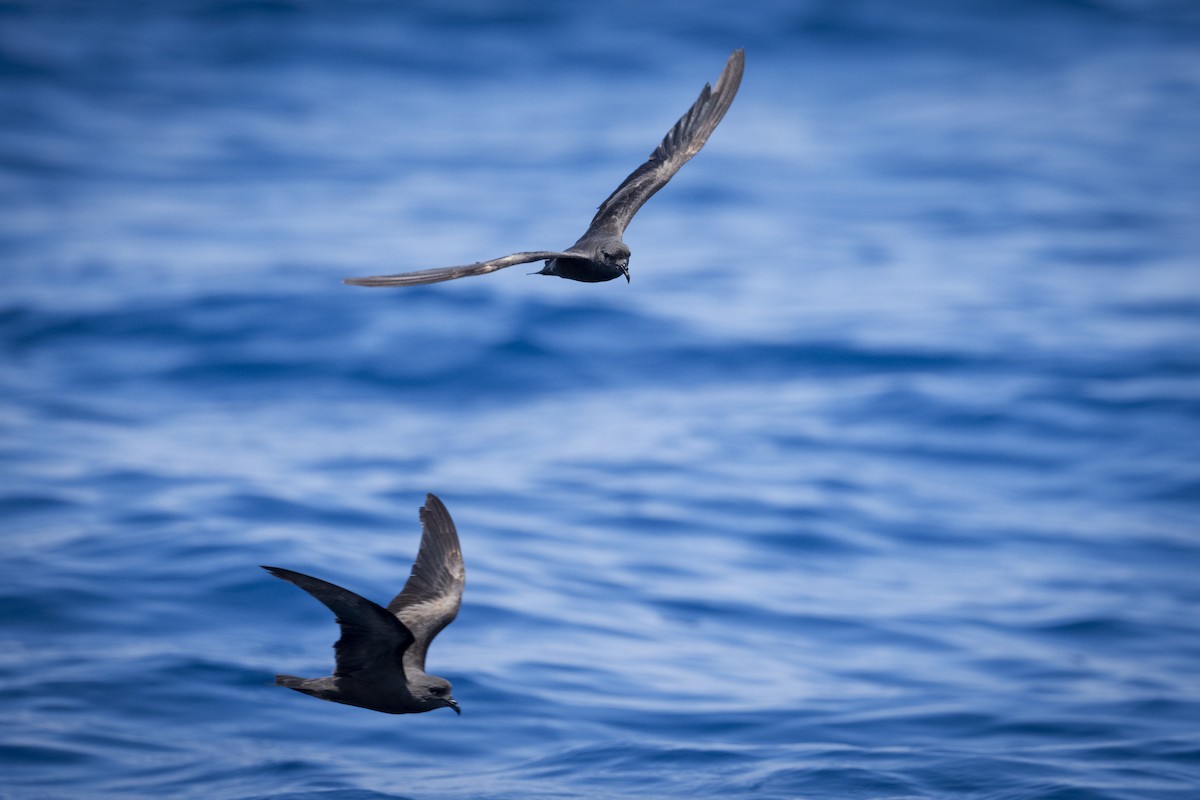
<box><xmin>344</xmin><ymin>49</ymin><xmax>744</xmax><ymax>288</ymax></box>
<box><xmin>262</xmin><ymin>494</ymin><xmax>465</xmax><ymax>715</ymax></box>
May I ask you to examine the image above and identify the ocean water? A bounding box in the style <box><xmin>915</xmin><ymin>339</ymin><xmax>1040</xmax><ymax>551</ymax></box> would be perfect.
<box><xmin>3</xmin><ymin>1</ymin><xmax>1200</xmax><ymax>798</ymax></box>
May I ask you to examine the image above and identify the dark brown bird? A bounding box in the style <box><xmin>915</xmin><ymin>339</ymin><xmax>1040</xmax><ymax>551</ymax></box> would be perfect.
<box><xmin>262</xmin><ymin>494</ymin><xmax>464</xmax><ymax>715</ymax></box>
<box><xmin>344</xmin><ymin>49</ymin><xmax>744</xmax><ymax>288</ymax></box>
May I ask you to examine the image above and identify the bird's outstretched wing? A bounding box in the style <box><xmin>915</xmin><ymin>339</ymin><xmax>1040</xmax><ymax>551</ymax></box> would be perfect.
<box><xmin>586</xmin><ymin>49</ymin><xmax>744</xmax><ymax>238</ymax></box>
<box><xmin>386</xmin><ymin>494</ymin><xmax>465</xmax><ymax>673</ymax></box>
<box><xmin>343</xmin><ymin>251</ymin><xmax>578</xmax><ymax>287</ymax></box>
<box><xmin>262</xmin><ymin>566</ymin><xmax>415</xmax><ymax>681</ymax></box>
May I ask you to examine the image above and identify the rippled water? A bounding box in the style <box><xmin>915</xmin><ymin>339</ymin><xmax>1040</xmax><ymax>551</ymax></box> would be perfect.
<box><xmin>3</xmin><ymin>1</ymin><xmax>1200</xmax><ymax>798</ymax></box>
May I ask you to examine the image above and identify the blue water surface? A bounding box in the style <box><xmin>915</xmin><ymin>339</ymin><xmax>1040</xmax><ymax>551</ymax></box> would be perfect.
<box><xmin>3</xmin><ymin>1</ymin><xmax>1200</xmax><ymax>798</ymax></box>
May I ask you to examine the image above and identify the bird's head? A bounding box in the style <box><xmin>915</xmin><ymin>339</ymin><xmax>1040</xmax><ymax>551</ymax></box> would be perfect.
<box><xmin>413</xmin><ymin>675</ymin><xmax>460</xmax><ymax>715</ymax></box>
<box><xmin>602</xmin><ymin>244</ymin><xmax>631</xmax><ymax>282</ymax></box>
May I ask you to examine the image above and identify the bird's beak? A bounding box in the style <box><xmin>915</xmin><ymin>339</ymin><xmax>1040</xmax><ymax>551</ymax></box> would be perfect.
<box><xmin>445</xmin><ymin>698</ymin><xmax>461</xmax><ymax>715</ymax></box>
<box><xmin>621</xmin><ymin>263</ymin><xmax>630</xmax><ymax>283</ymax></box>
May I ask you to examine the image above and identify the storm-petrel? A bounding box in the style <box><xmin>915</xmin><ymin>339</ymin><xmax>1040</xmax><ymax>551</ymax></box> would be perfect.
<box><xmin>344</xmin><ymin>49</ymin><xmax>744</xmax><ymax>287</ymax></box>
<box><xmin>262</xmin><ymin>494</ymin><xmax>464</xmax><ymax>715</ymax></box>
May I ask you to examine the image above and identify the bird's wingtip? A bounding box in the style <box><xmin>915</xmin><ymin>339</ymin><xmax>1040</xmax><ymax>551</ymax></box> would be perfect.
<box><xmin>262</xmin><ymin>565</ymin><xmax>297</xmax><ymax>582</ymax></box>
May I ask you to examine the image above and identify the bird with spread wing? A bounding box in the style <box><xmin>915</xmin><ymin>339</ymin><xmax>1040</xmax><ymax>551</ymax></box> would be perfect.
<box><xmin>344</xmin><ymin>49</ymin><xmax>744</xmax><ymax>288</ymax></box>
<box><xmin>262</xmin><ymin>494</ymin><xmax>464</xmax><ymax>715</ymax></box>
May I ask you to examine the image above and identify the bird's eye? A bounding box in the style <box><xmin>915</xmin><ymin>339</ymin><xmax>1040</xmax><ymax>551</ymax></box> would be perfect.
<box><xmin>431</xmin><ymin>686</ymin><xmax>446</xmax><ymax>696</ymax></box>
